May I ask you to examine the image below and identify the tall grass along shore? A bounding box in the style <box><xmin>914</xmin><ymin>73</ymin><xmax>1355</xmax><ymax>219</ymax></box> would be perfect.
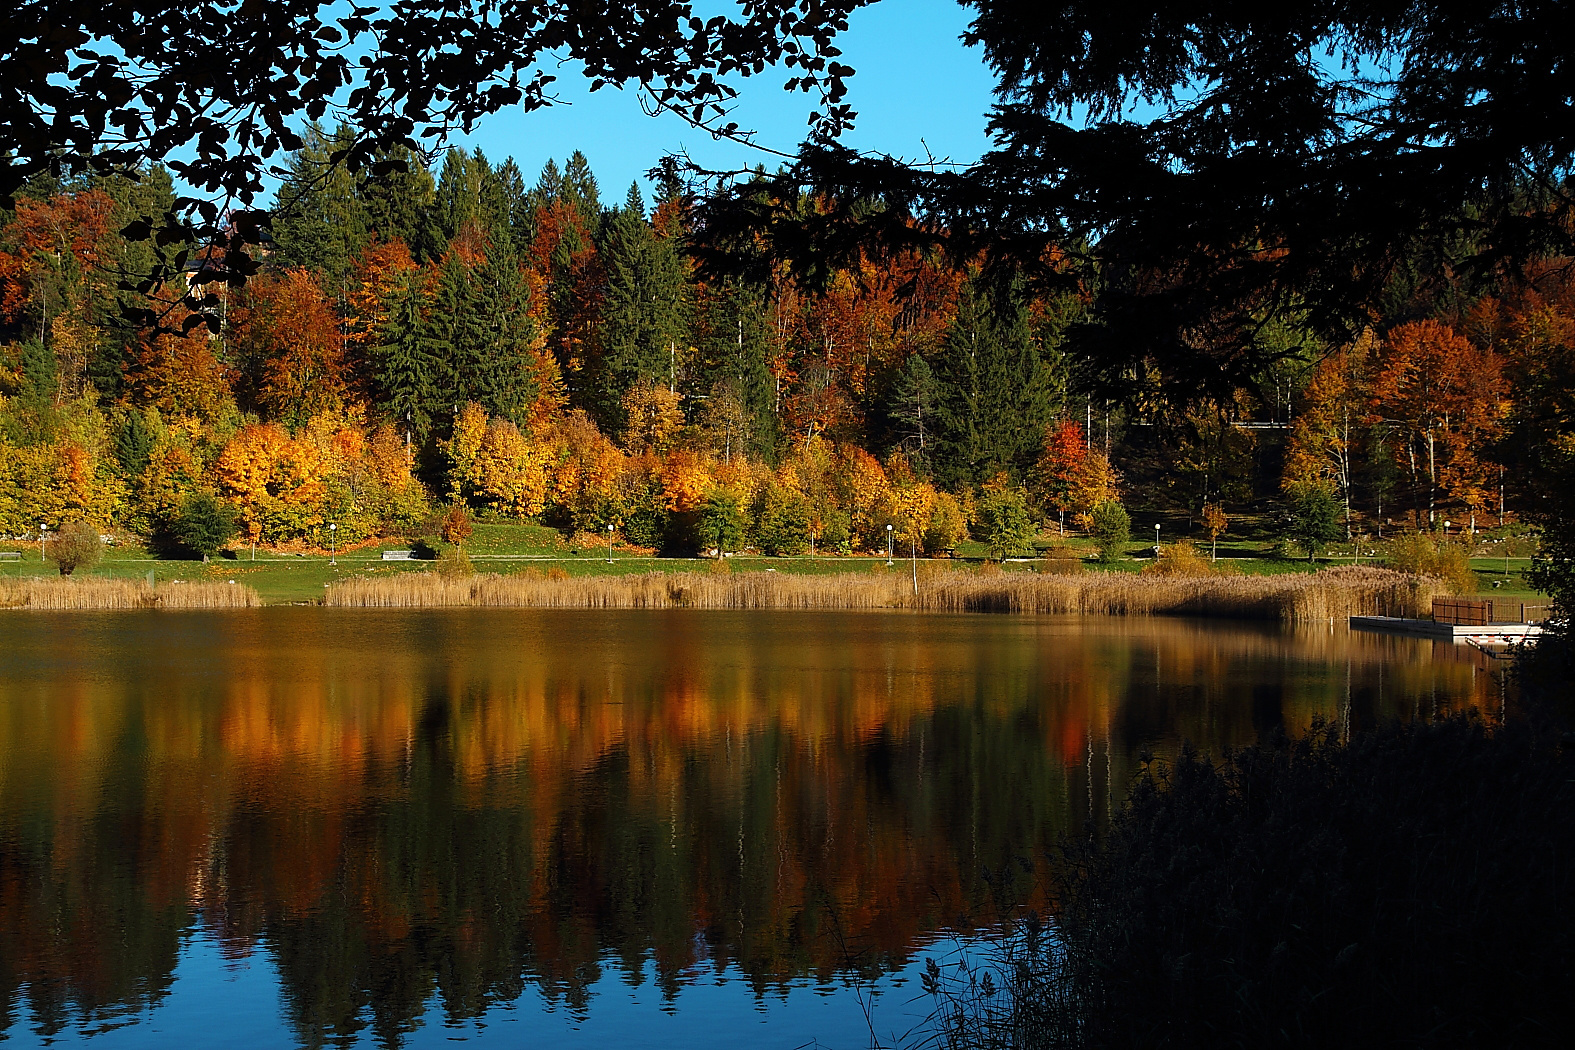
<box><xmin>0</xmin><ymin>578</ymin><xmax>261</xmax><ymax>610</ymax></box>
<box><xmin>327</xmin><ymin>566</ymin><xmax>1442</xmax><ymax>623</ymax></box>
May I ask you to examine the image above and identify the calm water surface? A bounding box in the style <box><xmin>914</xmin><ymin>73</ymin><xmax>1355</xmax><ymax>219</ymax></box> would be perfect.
<box><xmin>0</xmin><ymin>610</ymin><xmax>1496</xmax><ymax>1048</ymax></box>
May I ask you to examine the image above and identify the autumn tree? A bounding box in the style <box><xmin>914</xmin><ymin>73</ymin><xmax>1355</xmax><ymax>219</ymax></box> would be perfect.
<box><xmin>1369</xmin><ymin>320</ymin><xmax>1506</xmax><ymax>529</ymax></box>
<box><xmin>46</xmin><ymin>518</ymin><xmax>101</xmax><ymax>575</ymax></box>
<box><xmin>1285</xmin><ymin>338</ymin><xmax>1373</xmax><ymax>537</ymax></box>
<box><xmin>622</xmin><ymin>381</ymin><xmax>684</xmax><ymax>454</ymax></box>
<box><xmin>238</xmin><ymin>270</ymin><xmax>348</xmax><ymax>426</ymax></box>
<box><xmin>1202</xmin><ymin>503</ymin><xmax>1228</xmax><ymax>562</ymax></box>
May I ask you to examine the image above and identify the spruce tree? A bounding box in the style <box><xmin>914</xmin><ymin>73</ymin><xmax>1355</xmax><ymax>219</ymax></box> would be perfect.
<box><xmin>888</xmin><ymin>352</ymin><xmax>939</xmax><ymax>470</ymax></box>
<box><xmin>697</xmin><ymin>277</ymin><xmax>776</xmax><ymax>456</ymax></box>
<box><xmin>375</xmin><ymin>270</ymin><xmax>447</xmax><ymax>442</ymax></box>
<box><xmin>463</xmin><ymin>247</ymin><xmax>541</xmax><ymax>425</ymax></box>
<box><xmin>597</xmin><ymin>183</ymin><xmax>691</xmax><ymax>430</ymax></box>
<box><xmin>931</xmin><ymin>278</ymin><xmax>1061</xmax><ymax>487</ymax></box>
<box><xmin>432</xmin><ymin>148</ymin><xmax>493</xmax><ymax>246</ymax></box>
<box><xmin>425</xmin><ymin>254</ymin><xmax>473</xmax><ymax>412</ymax></box>
<box><xmin>271</xmin><ymin>123</ymin><xmax>370</xmax><ymax>286</ymax></box>
<box><xmin>358</xmin><ymin>145</ymin><xmax>437</xmax><ymax>257</ymax></box>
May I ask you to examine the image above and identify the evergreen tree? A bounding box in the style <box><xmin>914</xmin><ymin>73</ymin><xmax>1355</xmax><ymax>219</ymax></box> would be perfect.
<box><xmin>271</xmin><ymin>124</ymin><xmax>370</xmax><ymax>287</ymax></box>
<box><xmin>359</xmin><ymin>145</ymin><xmax>438</xmax><ymax>258</ymax></box>
<box><xmin>432</xmin><ymin>148</ymin><xmax>491</xmax><ymax>246</ymax></box>
<box><xmin>462</xmin><ymin>247</ymin><xmax>541</xmax><ymax>425</ymax></box>
<box><xmin>887</xmin><ymin>352</ymin><xmax>939</xmax><ymax>470</ymax></box>
<box><xmin>596</xmin><ymin>183</ymin><xmax>691</xmax><ymax>429</ymax></box>
<box><xmin>561</xmin><ymin>151</ymin><xmax>602</xmax><ymax>234</ymax></box>
<box><xmin>375</xmin><ymin>270</ymin><xmax>447</xmax><ymax>442</ymax></box>
<box><xmin>114</xmin><ymin>408</ymin><xmax>155</xmax><ymax>478</ymax></box>
<box><xmin>485</xmin><ymin>158</ymin><xmax>529</xmax><ymax>255</ymax></box>
<box><xmin>931</xmin><ymin>278</ymin><xmax>1061</xmax><ymax>487</ymax></box>
<box><xmin>696</xmin><ymin>277</ymin><xmax>776</xmax><ymax>456</ymax></box>
<box><xmin>424</xmin><ymin>254</ymin><xmax>473</xmax><ymax>411</ymax></box>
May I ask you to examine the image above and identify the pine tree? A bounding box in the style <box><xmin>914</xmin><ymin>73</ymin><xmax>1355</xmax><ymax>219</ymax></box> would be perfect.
<box><xmin>375</xmin><ymin>270</ymin><xmax>447</xmax><ymax>442</ymax></box>
<box><xmin>697</xmin><ymin>277</ymin><xmax>776</xmax><ymax>456</ymax></box>
<box><xmin>271</xmin><ymin>124</ymin><xmax>370</xmax><ymax>287</ymax></box>
<box><xmin>888</xmin><ymin>353</ymin><xmax>939</xmax><ymax>470</ymax></box>
<box><xmin>931</xmin><ymin>278</ymin><xmax>1061</xmax><ymax>487</ymax></box>
<box><xmin>358</xmin><ymin>145</ymin><xmax>437</xmax><ymax>257</ymax></box>
<box><xmin>596</xmin><ymin>183</ymin><xmax>691</xmax><ymax>429</ymax></box>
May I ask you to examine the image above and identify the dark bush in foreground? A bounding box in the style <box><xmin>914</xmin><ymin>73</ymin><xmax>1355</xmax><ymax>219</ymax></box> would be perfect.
<box><xmin>931</xmin><ymin>718</ymin><xmax>1574</xmax><ymax>1049</ymax></box>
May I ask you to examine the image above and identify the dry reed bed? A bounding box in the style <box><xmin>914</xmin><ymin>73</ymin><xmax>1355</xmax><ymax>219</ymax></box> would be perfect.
<box><xmin>0</xmin><ymin>578</ymin><xmax>261</xmax><ymax>610</ymax></box>
<box><xmin>327</xmin><ymin>567</ymin><xmax>1443</xmax><ymax>623</ymax></box>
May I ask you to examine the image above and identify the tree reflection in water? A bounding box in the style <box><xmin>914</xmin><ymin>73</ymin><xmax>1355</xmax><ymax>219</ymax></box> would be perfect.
<box><xmin>0</xmin><ymin>610</ymin><xmax>1494</xmax><ymax>1045</ymax></box>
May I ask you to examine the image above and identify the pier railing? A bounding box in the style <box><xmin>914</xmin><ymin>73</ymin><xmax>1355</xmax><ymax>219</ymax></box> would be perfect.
<box><xmin>1431</xmin><ymin>598</ymin><xmax>1551</xmax><ymax>625</ymax></box>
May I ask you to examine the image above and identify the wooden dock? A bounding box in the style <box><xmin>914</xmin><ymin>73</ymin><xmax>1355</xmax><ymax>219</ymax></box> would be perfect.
<box><xmin>1349</xmin><ymin>615</ymin><xmax>1544</xmax><ymax>642</ymax></box>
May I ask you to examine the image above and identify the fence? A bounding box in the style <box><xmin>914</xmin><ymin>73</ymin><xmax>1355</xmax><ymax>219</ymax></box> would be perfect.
<box><xmin>1431</xmin><ymin>597</ymin><xmax>1552</xmax><ymax>625</ymax></box>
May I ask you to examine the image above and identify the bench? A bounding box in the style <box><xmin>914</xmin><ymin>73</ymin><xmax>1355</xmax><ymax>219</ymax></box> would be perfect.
<box><xmin>0</xmin><ymin>552</ymin><xmax>21</xmax><ymax>561</ymax></box>
<box><xmin>381</xmin><ymin>550</ymin><xmax>415</xmax><ymax>561</ymax></box>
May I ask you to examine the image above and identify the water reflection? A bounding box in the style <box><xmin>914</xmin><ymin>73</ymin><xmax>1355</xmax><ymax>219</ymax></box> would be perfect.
<box><xmin>0</xmin><ymin>610</ymin><xmax>1494</xmax><ymax>1046</ymax></box>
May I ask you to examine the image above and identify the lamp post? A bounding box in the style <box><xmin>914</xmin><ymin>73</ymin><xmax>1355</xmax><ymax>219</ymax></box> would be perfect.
<box><xmin>607</xmin><ymin>523</ymin><xmax>615</xmax><ymax>563</ymax></box>
<box><xmin>329</xmin><ymin>522</ymin><xmax>337</xmax><ymax>566</ymax></box>
<box><xmin>39</xmin><ymin>523</ymin><xmax>46</xmax><ymax>564</ymax></box>
<box><xmin>911</xmin><ymin>535</ymin><xmax>918</xmax><ymax>595</ymax></box>
<box><xmin>886</xmin><ymin>523</ymin><xmax>894</xmax><ymax>565</ymax></box>
<box><xmin>1154</xmin><ymin>522</ymin><xmax>1161</xmax><ymax>554</ymax></box>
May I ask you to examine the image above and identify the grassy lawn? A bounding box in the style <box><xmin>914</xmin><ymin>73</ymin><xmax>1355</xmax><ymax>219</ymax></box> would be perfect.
<box><xmin>1</xmin><ymin>522</ymin><xmax>1549</xmax><ymax>605</ymax></box>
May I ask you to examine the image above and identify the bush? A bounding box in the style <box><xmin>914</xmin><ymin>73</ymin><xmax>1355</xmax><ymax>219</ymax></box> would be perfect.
<box><xmin>1385</xmin><ymin>531</ymin><xmax>1478</xmax><ymax>593</ymax></box>
<box><xmin>175</xmin><ymin>492</ymin><xmax>238</xmax><ymax>560</ymax></box>
<box><xmin>1088</xmin><ymin>501</ymin><xmax>1130</xmax><ymax>563</ymax></box>
<box><xmin>696</xmin><ymin>491</ymin><xmax>746</xmax><ymax>555</ymax></box>
<box><xmin>1141</xmin><ymin>538</ymin><xmax>1214</xmax><ymax>576</ymax></box>
<box><xmin>924</xmin><ymin>492</ymin><xmax>967</xmax><ymax>555</ymax></box>
<box><xmin>933</xmin><ymin>718</ymin><xmax>1575</xmax><ymax>1050</ymax></box>
<box><xmin>435</xmin><ymin>546</ymin><xmax>474</xmax><ymax>578</ymax></box>
<box><xmin>977</xmin><ymin>486</ymin><xmax>1035</xmax><ymax>561</ymax></box>
<box><xmin>1284</xmin><ymin>480</ymin><xmax>1343</xmax><ymax>561</ymax></box>
<box><xmin>754</xmin><ymin>485</ymin><xmax>812</xmax><ymax>556</ymax></box>
<box><xmin>437</xmin><ymin>505</ymin><xmax>473</xmax><ymax>546</ymax></box>
<box><xmin>819</xmin><ymin>509</ymin><xmax>852</xmax><ymax>553</ymax></box>
<box><xmin>621</xmin><ymin>505</ymin><xmax>669</xmax><ymax>549</ymax></box>
<box><xmin>47</xmin><ymin>519</ymin><xmax>102</xmax><ymax>576</ymax></box>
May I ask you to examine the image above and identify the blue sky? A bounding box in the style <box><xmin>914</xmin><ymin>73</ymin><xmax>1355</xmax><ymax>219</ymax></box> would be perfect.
<box><xmin>443</xmin><ymin>0</ymin><xmax>1000</xmax><ymax>204</ymax></box>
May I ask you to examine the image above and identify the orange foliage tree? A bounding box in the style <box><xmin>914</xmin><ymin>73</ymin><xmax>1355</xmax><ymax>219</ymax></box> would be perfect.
<box><xmin>1369</xmin><ymin>320</ymin><xmax>1506</xmax><ymax>528</ymax></box>
<box><xmin>238</xmin><ymin>270</ymin><xmax>349</xmax><ymax>426</ymax></box>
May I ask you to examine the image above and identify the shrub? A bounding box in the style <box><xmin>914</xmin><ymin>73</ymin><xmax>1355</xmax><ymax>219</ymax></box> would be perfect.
<box><xmin>977</xmin><ymin>486</ymin><xmax>1035</xmax><ymax>561</ymax></box>
<box><xmin>1141</xmin><ymin>539</ymin><xmax>1214</xmax><ymax>576</ymax></box>
<box><xmin>47</xmin><ymin>519</ymin><xmax>102</xmax><ymax>576</ymax></box>
<box><xmin>175</xmin><ymin>493</ymin><xmax>238</xmax><ymax>560</ymax></box>
<box><xmin>1088</xmin><ymin>501</ymin><xmax>1130</xmax><ymax>563</ymax></box>
<box><xmin>754</xmin><ymin>484</ymin><xmax>812</xmax><ymax>556</ymax></box>
<box><xmin>621</xmin><ymin>505</ymin><xmax>669</xmax><ymax>549</ymax></box>
<box><xmin>696</xmin><ymin>491</ymin><xmax>746</xmax><ymax>555</ymax></box>
<box><xmin>924</xmin><ymin>492</ymin><xmax>967</xmax><ymax>555</ymax></box>
<box><xmin>435</xmin><ymin>546</ymin><xmax>474</xmax><ymax>578</ymax></box>
<box><xmin>437</xmin><ymin>505</ymin><xmax>473</xmax><ymax>546</ymax></box>
<box><xmin>1284</xmin><ymin>480</ymin><xmax>1343</xmax><ymax>561</ymax></box>
<box><xmin>819</xmin><ymin>508</ymin><xmax>852</xmax><ymax>553</ymax></box>
<box><xmin>1385</xmin><ymin>531</ymin><xmax>1477</xmax><ymax>593</ymax></box>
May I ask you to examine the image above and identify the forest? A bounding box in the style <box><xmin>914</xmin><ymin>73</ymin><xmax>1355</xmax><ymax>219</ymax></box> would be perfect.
<box><xmin>2</xmin><ymin>126</ymin><xmax>1569</xmax><ymax>560</ymax></box>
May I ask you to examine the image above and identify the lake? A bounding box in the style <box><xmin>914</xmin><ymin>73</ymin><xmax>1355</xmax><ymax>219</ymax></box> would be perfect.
<box><xmin>0</xmin><ymin>610</ymin><xmax>1496</xmax><ymax>1048</ymax></box>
